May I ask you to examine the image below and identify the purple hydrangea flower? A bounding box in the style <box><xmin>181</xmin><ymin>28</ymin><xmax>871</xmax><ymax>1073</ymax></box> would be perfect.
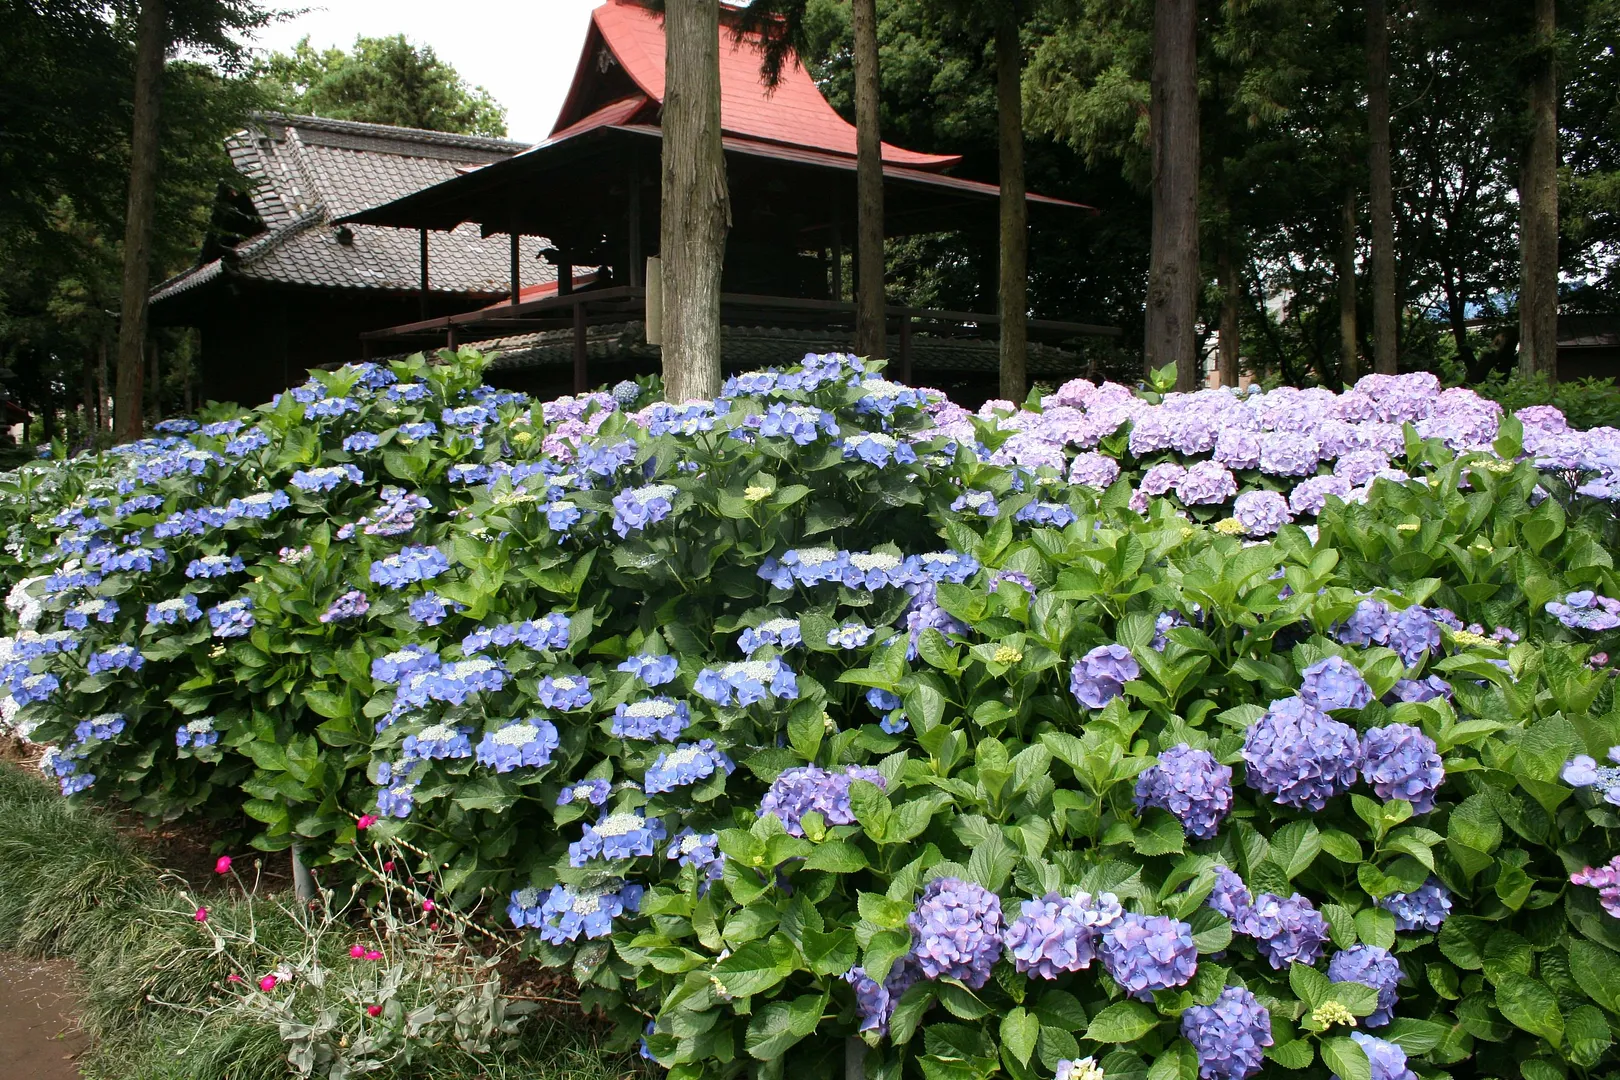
<box><xmin>1099</xmin><ymin>913</ymin><xmax>1198</xmax><ymax>1000</ymax></box>
<box><xmin>619</xmin><ymin>653</ymin><xmax>679</xmax><ymax>687</ymax></box>
<box><xmin>1070</xmin><ymin>644</ymin><xmax>1139</xmax><ymax>709</ymax></box>
<box><xmin>1232</xmin><ymin>490</ymin><xmax>1293</xmax><ymax>536</ymax></box>
<box><xmin>1139</xmin><ymin>462</ymin><xmax>1188</xmax><ymax>497</ymax></box>
<box><xmin>1390</xmin><ymin>675</ymin><xmax>1451</xmax><ymax>703</ymax></box>
<box><xmin>1237</xmin><ymin>892</ymin><xmax>1330</xmax><ymax>969</ymax></box>
<box><xmin>1003</xmin><ymin>891</ymin><xmax>1122</xmax><ymax>978</ymax></box>
<box><xmin>1572</xmin><ymin>856</ymin><xmax>1620</xmax><ymax>918</ymax></box>
<box><xmin>1379</xmin><ymin>879</ymin><xmax>1451</xmax><ymax>932</ymax></box>
<box><xmin>845</xmin><ymin>958</ymin><xmax>922</xmax><ymax>1036</ymax></box>
<box><xmin>1014</xmin><ymin>500</ymin><xmax>1078</xmax><ymax>527</ymax></box>
<box><xmin>1328</xmin><ymin>944</ymin><xmax>1402</xmax><ymax>1027</ymax></box>
<box><xmin>907</xmin><ymin>876</ymin><xmax>1005</xmax><ymax>989</ymax></box>
<box><xmin>319</xmin><ymin>589</ymin><xmax>370</xmax><ymax>623</ymax></box>
<box><xmin>1176</xmin><ymin>461</ymin><xmax>1238</xmax><ymax>505</ymax></box>
<box><xmin>757</xmin><ymin>764</ymin><xmax>886</xmax><ymax>837</ymax></box>
<box><xmin>1387</xmin><ymin>606</ymin><xmax>1441</xmax><ymax>664</ymax></box>
<box><xmin>1345</xmin><ymin>1032</ymin><xmax>1418</xmax><ymax>1080</ymax></box>
<box><xmin>537</xmin><ymin>674</ymin><xmax>592</xmax><ymax>711</ymax></box>
<box><xmin>1360</xmin><ymin>724</ymin><xmax>1445</xmax><ymax>812</ymax></box>
<box><xmin>557</xmin><ymin>778</ymin><xmax>612</xmax><ymax>807</ymax></box>
<box><xmin>1181</xmin><ymin>986</ymin><xmax>1273</xmax><ymax>1080</ymax></box>
<box><xmin>1207</xmin><ymin>864</ymin><xmax>1252</xmax><ymax>920</ymax></box>
<box><xmin>1547</xmin><ymin>591</ymin><xmax>1620</xmax><ymax>631</ymax></box>
<box><xmin>1258</xmin><ymin>431</ymin><xmax>1321</xmax><ymax>476</ymax></box>
<box><xmin>611</xmin><ymin>483</ymin><xmax>678</xmax><ymax>537</ymax></box>
<box><xmin>1135</xmin><ymin>744</ymin><xmax>1234</xmax><ymax>839</ymax></box>
<box><xmin>1299</xmin><ymin>656</ymin><xmax>1373</xmax><ymax>711</ymax></box>
<box><xmin>950</xmin><ymin>489</ymin><xmax>1001</xmax><ymax>517</ymax></box>
<box><xmin>1069</xmin><ymin>452</ymin><xmax>1121</xmax><ymax>489</ymax></box>
<box><xmin>1242</xmin><ymin>697</ymin><xmax>1361</xmax><ymax>810</ymax></box>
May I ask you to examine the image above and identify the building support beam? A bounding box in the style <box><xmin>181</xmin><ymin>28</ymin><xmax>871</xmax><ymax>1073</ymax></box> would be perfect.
<box><xmin>418</xmin><ymin>228</ymin><xmax>430</xmax><ymax>318</ymax></box>
<box><xmin>509</xmin><ymin>232</ymin><xmax>521</xmax><ymax>306</ymax></box>
<box><xmin>572</xmin><ymin>299</ymin><xmax>589</xmax><ymax>393</ymax></box>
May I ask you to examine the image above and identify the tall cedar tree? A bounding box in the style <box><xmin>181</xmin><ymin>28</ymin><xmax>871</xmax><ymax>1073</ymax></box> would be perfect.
<box><xmin>1146</xmin><ymin>0</ymin><xmax>1200</xmax><ymax>391</ymax></box>
<box><xmin>115</xmin><ymin>0</ymin><xmax>166</xmax><ymax>441</ymax></box>
<box><xmin>1519</xmin><ymin>0</ymin><xmax>1559</xmax><ymax>379</ymax></box>
<box><xmin>996</xmin><ymin>9</ymin><xmax>1029</xmax><ymax>401</ymax></box>
<box><xmin>850</xmin><ymin>0</ymin><xmax>887</xmax><ymax>359</ymax></box>
<box><xmin>1366</xmin><ymin>0</ymin><xmax>1398</xmax><ymax>374</ymax></box>
<box><xmin>660</xmin><ymin>0</ymin><xmax>730</xmax><ymax>401</ymax></box>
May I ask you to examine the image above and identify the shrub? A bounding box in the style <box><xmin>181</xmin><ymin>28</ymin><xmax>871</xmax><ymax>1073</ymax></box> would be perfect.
<box><xmin>2</xmin><ymin>351</ymin><xmax>1620</xmax><ymax>1080</ymax></box>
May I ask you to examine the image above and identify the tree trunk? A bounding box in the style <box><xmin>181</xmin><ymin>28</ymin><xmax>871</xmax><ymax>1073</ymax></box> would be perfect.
<box><xmin>851</xmin><ymin>0</ymin><xmax>886</xmax><ymax>359</ymax></box>
<box><xmin>1519</xmin><ymin>0</ymin><xmax>1559</xmax><ymax>380</ymax></box>
<box><xmin>1337</xmin><ymin>186</ymin><xmax>1359</xmax><ymax>384</ymax></box>
<box><xmin>80</xmin><ymin>348</ymin><xmax>96</xmax><ymax>441</ymax></box>
<box><xmin>1216</xmin><ymin>242</ymin><xmax>1239</xmax><ymax>388</ymax></box>
<box><xmin>1145</xmin><ymin>0</ymin><xmax>1201</xmax><ymax>392</ymax></box>
<box><xmin>115</xmin><ymin>0</ymin><xmax>165</xmax><ymax>442</ymax></box>
<box><xmin>1366</xmin><ymin>0</ymin><xmax>1397</xmax><ymax>374</ymax></box>
<box><xmin>97</xmin><ymin>334</ymin><xmax>109</xmax><ymax>431</ymax></box>
<box><xmin>659</xmin><ymin>0</ymin><xmax>730</xmax><ymax>402</ymax></box>
<box><xmin>996</xmin><ymin>13</ymin><xmax>1028</xmax><ymax>403</ymax></box>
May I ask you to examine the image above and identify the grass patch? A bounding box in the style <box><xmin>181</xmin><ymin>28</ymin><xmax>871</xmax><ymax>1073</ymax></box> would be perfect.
<box><xmin>0</xmin><ymin>761</ymin><xmax>631</xmax><ymax>1080</ymax></box>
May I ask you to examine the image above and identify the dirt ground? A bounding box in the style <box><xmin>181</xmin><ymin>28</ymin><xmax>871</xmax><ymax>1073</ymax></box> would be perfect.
<box><xmin>0</xmin><ymin>952</ymin><xmax>88</xmax><ymax>1079</ymax></box>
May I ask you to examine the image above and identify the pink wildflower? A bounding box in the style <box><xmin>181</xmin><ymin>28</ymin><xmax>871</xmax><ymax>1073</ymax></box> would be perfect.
<box><xmin>422</xmin><ymin>899</ymin><xmax>435</xmax><ymax>912</ymax></box>
<box><xmin>259</xmin><ymin>975</ymin><xmax>278</xmax><ymax>992</ymax></box>
<box><xmin>367</xmin><ymin>1005</ymin><xmax>383</xmax><ymax>1017</ymax></box>
<box><xmin>356</xmin><ymin>814</ymin><xmax>379</xmax><ymax>831</ymax></box>
<box><xmin>350</xmin><ymin>944</ymin><xmax>367</xmax><ymax>959</ymax></box>
<box><xmin>194</xmin><ymin>907</ymin><xmax>208</xmax><ymax>923</ymax></box>
<box><xmin>214</xmin><ymin>855</ymin><xmax>232</xmax><ymax>874</ymax></box>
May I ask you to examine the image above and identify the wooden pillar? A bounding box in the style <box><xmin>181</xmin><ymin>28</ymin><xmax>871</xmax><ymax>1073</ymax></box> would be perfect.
<box><xmin>898</xmin><ymin>314</ymin><xmax>912</xmax><ymax>384</ymax></box>
<box><xmin>448</xmin><ymin>325</ymin><xmax>460</xmax><ymax>350</ymax></box>
<box><xmin>558</xmin><ymin>258</ymin><xmax>574</xmax><ymax>296</ymax></box>
<box><xmin>509</xmin><ymin>232</ymin><xmax>521</xmax><ymax>306</ymax></box>
<box><xmin>830</xmin><ymin>205</ymin><xmax>844</xmax><ymax>302</ymax></box>
<box><xmin>572</xmin><ymin>299</ymin><xmax>588</xmax><ymax>393</ymax></box>
<box><xmin>418</xmin><ymin>228</ymin><xmax>430</xmax><ymax>319</ymax></box>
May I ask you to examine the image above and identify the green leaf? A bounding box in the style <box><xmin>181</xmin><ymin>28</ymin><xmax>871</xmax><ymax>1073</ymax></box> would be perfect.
<box><xmin>1319</xmin><ymin>1037</ymin><xmax>1370</xmax><ymax>1080</ymax></box>
<box><xmin>801</xmin><ymin>927</ymin><xmax>857</xmax><ymax>977</ymax></box>
<box><xmin>1267</xmin><ymin>820</ymin><xmax>1321</xmax><ymax>880</ymax></box>
<box><xmin>1289</xmin><ymin>961</ymin><xmax>1333</xmax><ymax>1008</ymax></box>
<box><xmin>1569</xmin><ymin>939</ymin><xmax>1620</xmax><ymax>1013</ymax></box>
<box><xmin>1145</xmin><ymin>1040</ymin><xmax>1197</xmax><ymax>1080</ymax></box>
<box><xmin>1494</xmin><ymin>973</ymin><xmax>1564</xmax><ymax>1045</ymax></box>
<box><xmin>745</xmin><ymin>993</ymin><xmax>825</xmax><ymax>1060</ymax></box>
<box><xmin>936</xmin><ymin>980</ymin><xmax>990</xmax><ymax>1019</ymax></box>
<box><xmin>1264</xmin><ymin>1040</ymin><xmax>1314</xmax><ymax>1070</ymax></box>
<box><xmin>1131</xmin><ymin>809</ymin><xmax>1186</xmax><ymax>856</ymax></box>
<box><xmin>1000</xmin><ymin>1007</ymin><xmax>1040</xmax><ymax>1065</ymax></box>
<box><xmin>803</xmin><ymin>841</ymin><xmax>868</xmax><ymax>873</ymax></box>
<box><xmin>858</xmin><ymin>892</ymin><xmax>911</xmax><ymax>930</ymax></box>
<box><xmin>712</xmin><ymin>936</ymin><xmax>797</xmax><ymax>998</ymax></box>
<box><xmin>1084</xmin><ymin>1001</ymin><xmax>1159</xmax><ymax>1043</ymax></box>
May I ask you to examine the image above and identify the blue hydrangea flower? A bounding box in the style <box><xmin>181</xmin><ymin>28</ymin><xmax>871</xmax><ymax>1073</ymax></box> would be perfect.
<box><xmin>1182</xmin><ymin>986</ymin><xmax>1273</xmax><ymax>1080</ymax></box>
<box><xmin>389</xmin><ymin>657</ymin><xmax>507</xmax><ymax>716</ymax></box>
<box><xmin>1390</xmin><ymin>674</ymin><xmax>1451</xmax><ymax>703</ymax></box>
<box><xmin>950</xmin><ymin>490</ymin><xmax>1000</xmax><ymax>517</ymax></box>
<box><xmin>74</xmin><ymin>713</ymin><xmax>125</xmax><ymax>741</ymax></box>
<box><xmin>91</xmin><ymin>546</ymin><xmax>168</xmax><ymax>574</ymax></box>
<box><xmin>694</xmin><ymin>658</ymin><xmax>799</xmax><ymax>706</ymax></box>
<box><xmin>1360</xmin><ymin>724</ymin><xmax>1445</xmax><ymax>812</ymax></box>
<box><xmin>1379</xmin><ymin>879</ymin><xmax>1451</xmax><ymax>932</ymax></box>
<box><xmin>844</xmin><ymin>959</ymin><xmax>922</xmax><ymax>1036</ymax></box>
<box><xmin>757</xmin><ymin>764</ymin><xmax>886</xmax><ymax>837</ymax></box>
<box><xmin>370</xmin><ymin>646</ymin><xmax>440</xmax><ymax>684</ymax></box>
<box><xmin>535</xmin><ymin>882</ymin><xmax>644</xmax><ymax>944</ymax></box>
<box><xmin>537</xmin><ymin>674</ymin><xmax>592</xmax><ymax>710</ymax></box>
<box><xmin>475</xmin><ymin>718</ymin><xmax>559</xmax><ymax>772</ymax></box>
<box><xmin>1135</xmin><ymin>744</ymin><xmax>1234</xmax><ymax>840</ymax></box>
<box><xmin>1547</xmin><ymin>590</ymin><xmax>1620</xmax><ymax>631</ymax></box>
<box><xmin>1014</xmin><ymin>500</ymin><xmax>1078</xmax><ymax>527</ymax></box>
<box><xmin>1003</xmin><ymin>891</ymin><xmax>1123</xmax><ymax>978</ymax></box>
<box><xmin>305</xmin><ymin>395</ymin><xmax>360</xmax><ymax>420</ymax></box>
<box><xmin>1070</xmin><ymin>645</ymin><xmax>1140</xmax><ymax>709</ymax></box>
<box><xmin>854</xmin><ymin>377</ymin><xmax>927</xmax><ymax>417</ymax></box>
<box><xmin>738</xmin><ymin>618</ymin><xmax>802</xmax><ymax>655</ymax></box>
<box><xmin>576</xmin><ymin>438</ymin><xmax>638</xmax><ymax>478</ymax></box>
<box><xmin>1207</xmin><ymin>864</ymin><xmax>1253</xmax><ymax>920</ymax></box>
<box><xmin>666</xmin><ymin>828</ymin><xmax>724</xmax><ymax>888</ymax></box>
<box><xmin>1328</xmin><ymin>944</ymin><xmax>1402</xmax><ymax>1027</ymax></box>
<box><xmin>907</xmin><ymin>876</ymin><xmax>1005</xmax><ymax>989</ymax></box>
<box><xmin>402</xmin><ymin>723</ymin><xmax>474</xmax><ymax>761</ymax></box>
<box><xmin>64</xmin><ymin>598</ymin><xmax>118</xmax><ymax>629</ymax></box>
<box><xmin>225</xmin><ymin>490</ymin><xmax>291</xmax><ymax>520</ymax></box>
<box><xmin>208</xmin><ymin>598</ymin><xmax>255</xmax><ymax>639</ymax></box>
<box><xmin>408</xmin><ymin>592</ymin><xmax>461</xmax><ymax>625</ymax></box>
<box><xmin>320</xmin><ymin>589</ymin><xmax>370</xmax><ymax>623</ymax></box>
<box><xmin>1237</xmin><ymin>892</ymin><xmax>1330</xmax><ymax>968</ymax></box>
<box><xmin>175</xmin><ymin>717</ymin><xmax>219</xmax><ymax>749</ymax></box>
<box><xmin>611</xmin><ymin>697</ymin><xmax>692</xmax><ymax>741</ymax></box>
<box><xmin>757</xmin><ymin>547</ymin><xmax>850</xmax><ymax>589</ymax></box>
<box><xmin>611</xmin><ymin>483</ymin><xmax>679</xmax><ymax>537</ymax></box>
<box><xmin>828</xmin><ymin>622</ymin><xmax>874</xmax><ymax>649</ymax></box>
<box><xmin>618</xmin><ymin>653</ymin><xmax>678</xmax><ymax>687</ymax></box>
<box><xmin>1099</xmin><ymin>913</ymin><xmax>1199</xmax><ymax>1000</ymax></box>
<box><xmin>186</xmin><ymin>554</ymin><xmax>245</xmax><ymax>579</ymax></box>
<box><xmin>343</xmin><ymin>431</ymin><xmax>381</xmax><ymax>453</ymax></box>
<box><xmin>86</xmin><ymin>644</ymin><xmax>143</xmax><ymax>674</ymax></box>
<box><xmin>369</xmin><ymin>546</ymin><xmax>449</xmax><ymax>587</ymax></box>
<box><xmin>841</xmin><ymin>551</ymin><xmax>911</xmax><ymax>591</ymax></box>
<box><xmin>1242</xmin><ymin>697</ymin><xmax>1361</xmax><ymax>810</ymax></box>
<box><xmin>568</xmin><ymin>810</ymin><xmax>665</xmax><ymax>864</ymax></box>
<box><xmin>7</xmin><ymin>671</ymin><xmax>59</xmax><ymax>707</ymax></box>
<box><xmin>1344</xmin><ymin>1032</ymin><xmax>1418</xmax><ymax>1080</ymax></box>
<box><xmin>557</xmin><ymin>778</ymin><xmax>612</xmax><ymax>806</ymax></box>
<box><xmin>289</xmin><ymin>464</ymin><xmax>364</xmax><ymax>492</ymax></box>
<box><xmin>842</xmin><ymin>432</ymin><xmax>918</xmax><ymax>468</ymax></box>
<box><xmin>146</xmin><ymin>596</ymin><xmax>204</xmax><ymax>626</ymax></box>
<box><xmin>1299</xmin><ymin>656</ymin><xmax>1373</xmax><ymax>711</ymax></box>
<box><xmin>461</xmin><ymin>615</ymin><xmax>571</xmax><ymax>654</ymax></box>
<box><xmin>225</xmin><ymin>428</ymin><xmax>271</xmax><ymax>455</ymax></box>
<box><xmin>546</xmin><ymin>500</ymin><xmax>582</xmax><ymax>530</ymax></box>
<box><xmin>755</xmin><ymin>403</ymin><xmax>838</xmax><ymax>444</ymax></box>
<box><xmin>643</xmin><ymin>739</ymin><xmax>735</xmax><ymax>793</ymax></box>
<box><xmin>1387</xmin><ymin>605</ymin><xmax>1442</xmax><ymax>663</ymax></box>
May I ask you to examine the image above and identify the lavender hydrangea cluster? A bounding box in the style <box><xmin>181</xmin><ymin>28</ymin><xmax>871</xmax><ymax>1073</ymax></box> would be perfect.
<box><xmin>1298</xmin><ymin>656</ymin><xmax>1372</xmax><ymax>711</ymax></box>
<box><xmin>611</xmin><ymin>483</ymin><xmax>679</xmax><ymax>537</ymax></box>
<box><xmin>1328</xmin><ymin>944</ymin><xmax>1402</xmax><ymax>1026</ymax></box>
<box><xmin>694</xmin><ymin>658</ymin><xmax>798</xmax><ymax>706</ymax></box>
<box><xmin>905</xmin><ymin>876</ymin><xmax>1005</xmax><ymax>988</ymax></box>
<box><xmin>1334</xmin><ymin>599</ymin><xmax>1442</xmax><ymax>665</ymax></box>
<box><xmin>1069</xmin><ymin>644</ymin><xmax>1139</xmax><ymax>709</ymax></box>
<box><xmin>1378</xmin><ymin>879</ymin><xmax>1452</xmax><ymax>932</ymax></box>
<box><xmin>1242</xmin><ymin>697</ymin><xmax>1361</xmax><ymax>810</ymax></box>
<box><xmin>1181</xmin><ymin>986</ymin><xmax>1273</xmax><ymax>1080</ymax></box>
<box><xmin>1235</xmin><ymin>892</ymin><xmax>1330</xmax><ymax>968</ymax></box>
<box><xmin>757</xmin><ymin>764</ymin><xmax>885</xmax><ymax>836</ymax></box>
<box><xmin>531</xmin><ymin>882</ymin><xmax>645</xmax><ymax>944</ymax></box>
<box><xmin>1563</xmin><ymin>747</ymin><xmax>1620</xmax><ymax>804</ymax></box>
<box><xmin>1572</xmin><ymin>856</ymin><xmax>1620</xmax><ymax>918</ymax></box>
<box><xmin>1346</xmin><ymin>1032</ymin><xmax>1418</xmax><ymax>1080</ymax></box>
<box><xmin>844</xmin><ymin>958</ymin><xmax>921</xmax><ymax>1036</ymax></box>
<box><xmin>1547</xmin><ymin>590</ymin><xmax>1620</xmax><ymax>631</ymax></box>
<box><xmin>1134</xmin><ymin>744</ymin><xmax>1233</xmax><ymax>839</ymax></box>
<box><xmin>1360</xmin><ymin>723</ymin><xmax>1445</xmax><ymax>812</ymax></box>
<box><xmin>1002</xmin><ymin>890</ymin><xmax>1122</xmax><ymax>978</ymax></box>
<box><xmin>1099</xmin><ymin>913</ymin><xmax>1198</xmax><ymax>999</ymax></box>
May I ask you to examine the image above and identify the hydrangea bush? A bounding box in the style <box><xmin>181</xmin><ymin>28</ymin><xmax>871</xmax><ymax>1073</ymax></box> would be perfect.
<box><xmin>2</xmin><ymin>350</ymin><xmax>1620</xmax><ymax>1080</ymax></box>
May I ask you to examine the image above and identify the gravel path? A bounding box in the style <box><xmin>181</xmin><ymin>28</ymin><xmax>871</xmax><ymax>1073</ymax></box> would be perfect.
<box><xmin>0</xmin><ymin>952</ymin><xmax>88</xmax><ymax>1079</ymax></box>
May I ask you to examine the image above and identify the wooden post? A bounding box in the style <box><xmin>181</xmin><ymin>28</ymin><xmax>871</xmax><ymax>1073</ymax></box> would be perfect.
<box><xmin>418</xmin><ymin>228</ymin><xmax>429</xmax><ymax>318</ymax></box>
<box><xmin>573</xmin><ymin>299</ymin><xmax>589</xmax><ymax>393</ymax></box>
<box><xmin>646</xmin><ymin>256</ymin><xmax>664</xmax><ymax>346</ymax></box>
<box><xmin>558</xmin><ymin>258</ymin><xmax>574</xmax><ymax>296</ymax></box>
<box><xmin>897</xmin><ymin>314</ymin><xmax>912</xmax><ymax>385</ymax></box>
<box><xmin>830</xmin><ymin>205</ymin><xmax>844</xmax><ymax>302</ymax></box>
<box><xmin>510</xmin><ymin>232</ymin><xmax>521</xmax><ymax>306</ymax></box>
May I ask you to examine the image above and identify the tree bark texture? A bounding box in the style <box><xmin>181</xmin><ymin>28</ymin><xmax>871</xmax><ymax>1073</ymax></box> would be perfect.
<box><xmin>1216</xmin><ymin>242</ymin><xmax>1239</xmax><ymax>388</ymax></box>
<box><xmin>1518</xmin><ymin>0</ymin><xmax>1559</xmax><ymax>380</ymax></box>
<box><xmin>996</xmin><ymin>14</ymin><xmax>1028</xmax><ymax>402</ymax></box>
<box><xmin>659</xmin><ymin>0</ymin><xmax>730</xmax><ymax>402</ymax></box>
<box><xmin>1338</xmin><ymin>186</ymin><xmax>1359</xmax><ymax>383</ymax></box>
<box><xmin>114</xmin><ymin>0</ymin><xmax>165</xmax><ymax>442</ymax></box>
<box><xmin>1366</xmin><ymin>0</ymin><xmax>1398</xmax><ymax>374</ymax></box>
<box><xmin>851</xmin><ymin>0</ymin><xmax>887</xmax><ymax>360</ymax></box>
<box><xmin>1146</xmin><ymin>0</ymin><xmax>1201</xmax><ymax>392</ymax></box>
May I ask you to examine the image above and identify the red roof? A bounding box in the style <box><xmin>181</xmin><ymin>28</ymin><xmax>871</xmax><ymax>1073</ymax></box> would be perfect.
<box><xmin>479</xmin><ymin>271</ymin><xmax>601</xmax><ymax>309</ymax></box>
<box><xmin>552</xmin><ymin>0</ymin><xmax>960</xmax><ymax>171</ymax></box>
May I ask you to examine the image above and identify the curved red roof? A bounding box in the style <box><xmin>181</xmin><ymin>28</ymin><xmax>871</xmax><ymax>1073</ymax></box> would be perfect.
<box><xmin>553</xmin><ymin>0</ymin><xmax>960</xmax><ymax>171</ymax></box>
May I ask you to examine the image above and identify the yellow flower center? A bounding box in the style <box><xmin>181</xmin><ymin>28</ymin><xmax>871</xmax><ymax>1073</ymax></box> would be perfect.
<box><xmin>994</xmin><ymin>645</ymin><xmax>1023</xmax><ymax>665</ymax></box>
<box><xmin>1312</xmin><ymin>1002</ymin><xmax>1356</xmax><ymax>1028</ymax></box>
<box><xmin>744</xmin><ymin>486</ymin><xmax>771</xmax><ymax>502</ymax></box>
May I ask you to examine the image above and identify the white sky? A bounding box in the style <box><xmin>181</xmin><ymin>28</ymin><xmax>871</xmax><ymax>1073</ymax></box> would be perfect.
<box><xmin>249</xmin><ymin>0</ymin><xmax>605</xmax><ymax>142</ymax></box>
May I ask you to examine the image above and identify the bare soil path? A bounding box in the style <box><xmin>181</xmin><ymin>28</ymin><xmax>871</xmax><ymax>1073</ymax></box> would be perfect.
<box><xmin>0</xmin><ymin>952</ymin><xmax>87</xmax><ymax>1079</ymax></box>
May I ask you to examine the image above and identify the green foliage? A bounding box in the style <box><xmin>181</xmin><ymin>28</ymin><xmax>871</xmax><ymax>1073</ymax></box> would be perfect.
<box><xmin>1460</xmin><ymin>369</ymin><xmax>1620</xmax><ymax>433</ymax></box>
<box><xmin>257</xmin><ymin>34</ymin><xmax>509</xmax><ymax>137</ymax></box>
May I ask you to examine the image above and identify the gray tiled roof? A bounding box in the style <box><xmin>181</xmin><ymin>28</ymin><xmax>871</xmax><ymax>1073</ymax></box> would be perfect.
<box><xmin>152</xmin><ymin>113</ymin><xmax>554</xmax><ymax>303</ymax></box>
